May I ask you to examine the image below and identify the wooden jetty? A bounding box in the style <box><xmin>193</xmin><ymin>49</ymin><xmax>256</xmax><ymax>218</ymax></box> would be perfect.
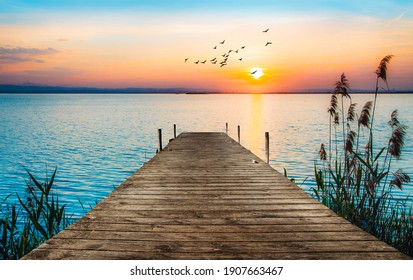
<box><xmin>23</xmin><ymin>132</ymin><xmax>410</xmax><ymax>259</ymax></box>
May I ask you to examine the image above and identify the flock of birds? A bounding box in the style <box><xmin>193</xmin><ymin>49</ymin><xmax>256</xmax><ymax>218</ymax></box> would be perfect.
<box><xmin>184</xmin><ymin>28</ymin><xmax>272</xmax><ymax>72</ymax></box>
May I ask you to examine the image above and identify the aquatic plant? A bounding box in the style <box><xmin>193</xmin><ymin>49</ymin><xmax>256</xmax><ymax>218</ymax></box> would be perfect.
<box><xmin>0</xmin><ymin>168</ymin><xmax>72</xmax><ymax>259</ymax></box>
<box><xmin>313</xmin><ymin>55</ymin><xmax>413</xmax><ymax>257</ymax></box>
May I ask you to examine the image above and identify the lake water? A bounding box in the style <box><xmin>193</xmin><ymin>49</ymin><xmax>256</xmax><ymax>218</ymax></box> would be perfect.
<box><xmin>1</xmin><ymin>93</ymin><xmax>412</xmax><ymax>217</ymax></box>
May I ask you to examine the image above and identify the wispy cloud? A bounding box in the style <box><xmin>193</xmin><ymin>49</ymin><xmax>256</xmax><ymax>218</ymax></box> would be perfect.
<box><xmin>384</xmin><ymin>10</ymin><xmax>411</xmax><ymax>27</ymax></box>
<box><xmin>395</xmin><ymin>10</ymin><xmax>411</xmax><ymax>21</ymax></box>
<box><xmin>0</xmin><ymin>47</ymin><xmax>59</xmax><ymax>64</ymax></box>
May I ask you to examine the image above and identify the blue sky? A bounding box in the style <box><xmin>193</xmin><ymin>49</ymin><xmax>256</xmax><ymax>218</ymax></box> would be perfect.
<box><xmin>1</xmin><ymin>0</ymin><xmax>412</xmax><ymax>16</ymax></box>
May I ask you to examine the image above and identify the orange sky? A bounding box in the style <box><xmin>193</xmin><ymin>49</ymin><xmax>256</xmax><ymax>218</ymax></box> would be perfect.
<box><xmin>1</xmin><ymin>2</ymin><xmax>413</xmax><ymax>92</ymax></box>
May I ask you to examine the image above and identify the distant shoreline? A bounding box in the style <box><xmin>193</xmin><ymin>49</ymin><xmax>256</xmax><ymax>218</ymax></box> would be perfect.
<box><xmin>1</xmin><ymin>84</ymin><xmax>412</xmax><ymax>94</ymax></box>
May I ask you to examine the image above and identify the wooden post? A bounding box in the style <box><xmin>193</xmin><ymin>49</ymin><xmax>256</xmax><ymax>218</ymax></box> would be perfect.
<box><xmin>265</xmin><ymin>132</ymin><xmax>270</xmax><ymax>164</ymax></box>
<box><xmin>158</xmin><ymin>129</ymin><xmax>162</xmax><ymax>152</ymax></box>
<box><xmin>225</xmin><ymin>122</ymin><xmax>228</xmax><ymax>135</ymax></box>
<box><xmin>237</xmin><ymin>125</ymin><xmax>240</xmax><ymax>143</ymax></box>
<box><xmin>173</xmin><ymin>124</ymin><xmax>177</xmax><ymax>139</ymax></box>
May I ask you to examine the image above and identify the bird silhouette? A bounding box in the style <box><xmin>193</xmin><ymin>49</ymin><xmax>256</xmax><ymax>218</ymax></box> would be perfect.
<box><xmin>212</xmin><ymin>61</ymin><xmax>217</xmax><ymax>64</ymax></box>
<box><xmin>235</xmin><ymin>50</ymin><xmax>239</xmax><ymax>53</ymax></box>
<box><xmin>213</xmin><ymin>46</ymin><xmax>217</xmax><ymax>49</ymax></box>
<box><xmin>251</xmin><ymin>69</ymin><xmax>258</xmax><ymax>75</ymax></box>
<box><xmin>239</xmin><ymin>58</ymin><xmax>242</xmax><ymax>61</ymax></box>
<box><xmin>210</xmin><ymin>57</ymin><xmax>217</xmax><ymax>62</ymax></box>
<box><xmin>194</xmin><ymin>60</ymin><xmax>199</xmax><ymax>64</ymax></box>
<box><xmin>265</xmin><ymin>42</ymin><xmax>272</xmax><ymax>46</ymax></box>
<box><xmin>220</xmin><ymin>40</ymin><xmax>225</xmax><ymax>44</ymax></box>
<box><xmin>241</xmin><ymin>46</ymin><xmax>245</xmax><ymax>49</ymax></box>
<box><xmin>222</xmin><ymin>53</ymin><xmax>227</xmax><ymax>57</ymax></box>
<box><xmin>263</xmin><ymin>28</ymin><xmax>269</xmax><ymax>33</ymax></box>
<box><xmin>185</xmin><ymin>58</ymin><xmax>188</xmax><ymax>63</ymax></box>
<box><xmin>201</xmin><ymin>60</ymin><xmax>207</xmax><ymax>64</ymax></box>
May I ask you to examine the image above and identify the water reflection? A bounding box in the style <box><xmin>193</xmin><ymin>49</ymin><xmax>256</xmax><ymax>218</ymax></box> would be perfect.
<box><xmin>248</xmin><ymin>94</ymin><xmax>263</xmax><ymax>158</ymax></box>
<box><xmin>1</xmin><ymin>93</ymin><xmax>412</xmax><ymax>218</ymax></box>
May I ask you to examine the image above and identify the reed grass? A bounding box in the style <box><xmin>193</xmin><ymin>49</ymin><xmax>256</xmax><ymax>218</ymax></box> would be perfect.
<box><xmin>0</xmin><ymin>167</ymin><xmax>72</xmax><ymax>259</ymax></box>
<box><xmin>313</xmin><ymin>55</ymin><xmax>413</xmax><ymax>257</ymax></box>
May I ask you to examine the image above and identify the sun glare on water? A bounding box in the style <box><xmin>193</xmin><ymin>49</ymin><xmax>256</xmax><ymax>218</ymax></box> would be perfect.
<box><xmin>250</xmin><ymin>67</ymin><xmax>264</xmax><ymax>80</ymax></box>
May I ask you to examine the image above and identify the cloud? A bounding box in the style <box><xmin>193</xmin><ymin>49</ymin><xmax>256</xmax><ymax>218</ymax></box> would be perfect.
<box><xmin>0</xmin><ymin>47</ymin><xmax>59</xmax><ymax>64</ymax></box>
<box><xmin>23</xmin><ymin>67</ymin><xmax>81</xmax><ymax>76</ymax></box>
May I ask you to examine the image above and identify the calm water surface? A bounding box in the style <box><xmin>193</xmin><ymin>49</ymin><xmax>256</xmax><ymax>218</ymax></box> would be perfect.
<box><xmin>1</xmin><ymin>93</ymin><xmax>412</xmax><ymax>217</ymax></box>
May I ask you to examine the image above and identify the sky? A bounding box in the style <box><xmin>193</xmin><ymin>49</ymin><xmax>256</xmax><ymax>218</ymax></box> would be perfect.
<box><xmin>0</xmin><ymin>0</ymin><xmax>413</xmax><ymax>92</ymax></box>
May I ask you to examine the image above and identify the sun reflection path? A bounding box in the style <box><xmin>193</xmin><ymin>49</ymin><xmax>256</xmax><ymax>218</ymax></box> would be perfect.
<box><xmin>247</xmin><ymin>94</ymin><xmax>264</xmax><ymax>159</ymax></box>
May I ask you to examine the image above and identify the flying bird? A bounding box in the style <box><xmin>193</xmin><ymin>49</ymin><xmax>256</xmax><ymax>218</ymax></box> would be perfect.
<box><xmin>263</xmin><ymin>28</ymin><xmax>269</xmax><ymax>33</ymax></box>
<box><xmin>201</xmin><ymin>60</ymin><xmax>207</xmax><ymax>64</ymax></box>
<box><xmin>194</xmin><ymin>60</ymin><xmax>199</xmax><ymax>64</ymax></box>
<box><xmin>241</xmin><ymin>46</ymin><xmax>245</xmax><ymax>49</ymax></box>
<box><xmin>220</xmin><ymin>40</ymin><xmax>225</xmax><ymax>44</ymax></box>
<box><xmin>250</xmin><ymin>69</ymin><xmax>258</xmax><ymax>75</ymax></box>
<box><xmin>239</xmin><ymin>58</ymin><xmax>243</xmax><ymax>61</ymax></box>
<box><xmin>210</xmin><ymin>57</ymin><xmax>217</xmax><ymax>62</ymax></box>
<box><xmin>213</xmin><ymin>46</ymin><xmax>217</xmax><ymax>49</ymax></box>
<box><xmin>265</xmin><ymin>42</ymin><xmax>272</xmax><ymax>46</ymax></box>
<box><xmin>185</xmin><ymin>58</ymin><xmax>188</xmax><ymax>63</ymax></box>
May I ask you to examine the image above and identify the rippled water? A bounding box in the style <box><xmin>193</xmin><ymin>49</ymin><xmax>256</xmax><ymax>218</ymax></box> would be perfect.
<box><xmin>1</xmin><ymin>93</ymin><xmax>412</xmax><ymax>217</ymax></box>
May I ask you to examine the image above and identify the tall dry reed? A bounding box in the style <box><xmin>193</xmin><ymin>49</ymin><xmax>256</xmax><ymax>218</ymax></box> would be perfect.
<box><xmin>313</xmin><ymin>55</ymin><xmax>413</xmax><ymax>257</ymax></box>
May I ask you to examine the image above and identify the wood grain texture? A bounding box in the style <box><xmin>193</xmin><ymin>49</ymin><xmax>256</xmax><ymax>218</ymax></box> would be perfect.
<box><xmin>22</xmin><ymin>132</ymin><xmax>410</xmax><ymax>260</ymax></box>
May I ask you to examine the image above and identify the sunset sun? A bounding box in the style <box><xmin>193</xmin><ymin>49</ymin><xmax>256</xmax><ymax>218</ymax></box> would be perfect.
<box><xmin>250</xmin><ymin>67</ymin><xmax>264</xmax><ymax>80</ymax></box>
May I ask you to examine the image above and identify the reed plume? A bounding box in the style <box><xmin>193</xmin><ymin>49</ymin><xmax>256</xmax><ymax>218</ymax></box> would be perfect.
<box><xmin>345</xmin><ymin>130</ymin><xmax>357</xmax><ymax>154</ymax></box>
<box><xmin>390</xmin><ymin>169</ymin><xmax>411</xmax><ymax>190</ymax></box>
<box><xmin>358</xmin><ymin>101</ymin><xmax>372</xmax><ymax>128</ymax></box>
<box><xmin>370</xmin><ymin>55</ymin><xmax>394</xmax><ymax>160</ymax></box>
<box><xmin>319</xmin><ymin>143</ymin><xmax>327</xmax><ymax>161</ymax></box>
<box><xmin>347</xmin><ymin>103</ymin><xmax>357</xmax><ymax>123</ymax></box>
<box><xmin>376</xmin><ymin>54</ymin><xmax>394</xmax><ymax>86</ymax></box>
<box><xmin>388</xmin><ymin>109</ymin><xmax>400</xmax><ymax>128</ymax></box>
<box><xmin>334</xmin><ymin>73</ymin><xmax>351</xmax><ymax>152</ymax></box>
<box><xmin>328</xmin><ymin>94</ymin><xmax>339</xmax><ymax>163</ymax></box>
<box><xmin>388</xmin><ymin>124</ymin><xmax>407</xmax><ymax>159</ymax></box>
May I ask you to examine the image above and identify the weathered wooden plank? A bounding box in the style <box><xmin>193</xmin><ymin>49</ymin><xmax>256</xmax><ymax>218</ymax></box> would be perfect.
<box><xmin>67</xmin><ymin>215</ymin><xmax>349</xmax><ymax>225</ymax></box>
<box><xmin>42</xmin><ymin>239</ymin><xmax>399</xmax><ymax>254</ymax></box>
<box><xmin>66</xmin><ymin>223</ymin><xmax>359</xmax><ymax>233</ymax></box>
<box><xmin>85</xmin><ymin>209</ymin><xmax>338</xmax><ymax>219</ymax></box>
<box><xmin>22</xmin><ymin>132</ymin><xmax>410</xmax><ymax>260</ymax></box>
<box><xmin>51</xmin><ymin>230</ymin><xmax>379</xmax><ymax>243</ymax></box>
<box><xmin>25</xmin><ymin>248</ymin><xmax>410</xmax><ymax>260</ymax></box>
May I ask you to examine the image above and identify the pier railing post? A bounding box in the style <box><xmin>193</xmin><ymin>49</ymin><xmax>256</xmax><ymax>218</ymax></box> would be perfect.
<box><xmin>226</xmin><ymin>122</ymin><xmax>228</xmax><ymax>135</ymax></box>
<box><xmin>237</xmin><ymin>125</ymin><xmax>240</xmax><ymax>143</ymax></box>
<box><xmin>158</xmin><ymin>129</ymin><xmax>162</xmax><ymax>152</ymax></box>
<box><xmin>265</xmin><ymin>132</ymin><xmax>269</xmax><ymax>164</ymax></box>
<box><xmin>173</xmin><ymin>124</ymin><xmax>176</xmax><ymax>139</ymax></box>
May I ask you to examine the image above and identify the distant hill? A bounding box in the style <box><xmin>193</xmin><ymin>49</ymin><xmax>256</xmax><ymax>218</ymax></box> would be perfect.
<box><xmin>0</xmin><ymin>84</ymin><xmax>411</xmax><ymax>94</ymax></box>
<box><xmin>0</xmin><ymin>84</ymin><xmax>199</xmax><ymax>94</ymax></box>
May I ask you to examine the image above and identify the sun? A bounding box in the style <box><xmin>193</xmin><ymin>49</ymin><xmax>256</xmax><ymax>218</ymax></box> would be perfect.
<box><xmin>250</xmin><ymin>67</ymin><xmax>264</xmax><ymax>80</ymax></box>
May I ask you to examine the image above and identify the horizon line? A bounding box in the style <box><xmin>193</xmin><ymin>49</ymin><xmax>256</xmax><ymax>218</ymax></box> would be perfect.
<box><xmin>1</xmin><ymin>84</ymin><xmax>413</xmax><ymax>94</ymax></box>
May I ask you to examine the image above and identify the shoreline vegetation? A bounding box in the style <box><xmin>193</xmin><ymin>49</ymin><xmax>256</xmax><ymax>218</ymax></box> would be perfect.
<box><xmin>0</xmin><ymin>168</ymin><xmax>73</xmax><ymax>260</ymax></box>
<box><xmin>313</xmin><ymin>55</ymin><xmax>413</xmax><ymax>257</ymax></box>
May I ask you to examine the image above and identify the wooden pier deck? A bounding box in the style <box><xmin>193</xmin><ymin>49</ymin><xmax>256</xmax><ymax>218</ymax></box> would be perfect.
<box><xmin>23</xmin><ymin>132</ymin><xmax>409</xmax><ymax>260</ymax></box>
